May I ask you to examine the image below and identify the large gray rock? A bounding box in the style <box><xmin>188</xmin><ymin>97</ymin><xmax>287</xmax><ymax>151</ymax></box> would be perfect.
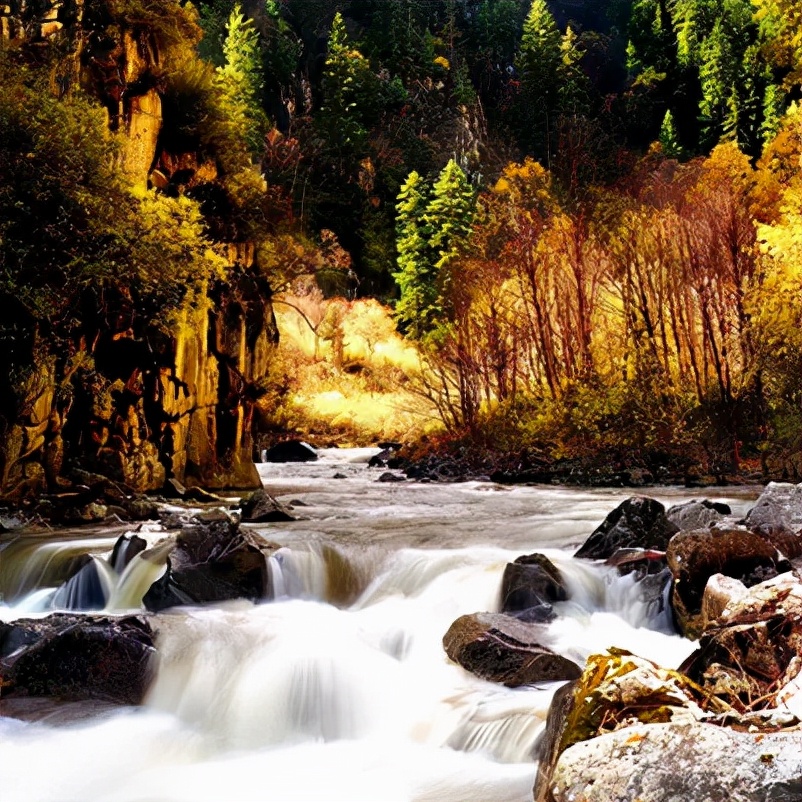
<box><xmin>746</xmin><ymin>482</ymin><xmax>802</xmax><ymax>533</ymax></box>
<box><xmin>443</xmin><ymin>612</ymin><xmax>581</xmax><ymax>687</ymax></box>
<box><xmin>575</xmin><ymin>497</ymin><xmax>678</xmax><ymax>560</ymax></box>
<box><xmin>667</xmin><ymin>499</ymin><xmax>731</xmax><ymax>531</ymax></box>
<box><xmin>548</xmin><ymin>722</ymin><xmax>802</xmax><ymax>802</ymax></box>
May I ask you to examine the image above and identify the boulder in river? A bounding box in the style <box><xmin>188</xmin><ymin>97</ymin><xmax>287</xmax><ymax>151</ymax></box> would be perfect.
<box><xmin>142</xmin><ymin>519</ymin><xmax>278</xmax><ymax>611</ymax></box>
<box><xmin>666</xmin><ymin>499</ymin><xmax>731</xmax><ymax>531</ymax></box>
<box><xmin>574</xmin><ymin>497</ymin><xmax>678</xmax><ymax>560</ymax></box>
<box><xmin>443</xmin><ymin>612</ymin><xmax>581</xmax><ymax>687</ymax></box>
<box><xmin>263</xmin><ymin>440</ymin><xmax>318</xmax><ymax>463</ymax></box>
<box><xmin>546</xmin><ymin>721</ymin><xmax>802</xmax><ymax>802</ymax></box>
<box><xmin>0</xmin><ymin>613</ymin><xmax>155</xmax><ymax>704</ymax></box>
<box><xmin>533</xmin><ymin>649</ymin><xmax>731</xmax><ymax>802</ymax></box>
<box><xmin>110</xmin><ymin>533</ymin><xmax>147</xmax><ymax>573</ymax></box>
<box><xmin>745</xmin><ymin>482</ymin><xmax>802</xmax><ymax>533</ymax></box>
<box><xmin>666</xmin><ymin>526</ymin><xmax>788</xmax><ymax>637</ymax></box>
<box><xmin>500</xmin><ymin>553</ymin><xmax>567</xmax><ymax>617</ymax></box>
<box><xmin>239</xmin><ymin>489</ymin><xmax>296</xmax><ymax>523</ymax></box>
<box><xmin>680</xmin><ymin>572</ymin><xmax>802</xmax><ymax>713</ymax></box>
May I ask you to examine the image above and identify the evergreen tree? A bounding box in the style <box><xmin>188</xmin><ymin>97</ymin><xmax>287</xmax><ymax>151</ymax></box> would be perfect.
<box><xmin>393</xmin><ymin>171</ymin><xmax>433</xmax><ymax>339</ymax></box>
<box><xmin>319</xmin><ymin>11</ymin><xmax>372</xmax><ymax>154</ymax></box>
<box><xmin>516</xmin><ymin>0</ymin><xmax>562</xmax><ymax>162</ymax></box>
<box><xmin>216</xmin><ymin>4</ymin><xmax>268</xmax><ymax>155</ymax></box>
<box><xmin>659</xmin><ymin>109</ymin><xmax>685</xmax><ymax>157</ymax></box>
<box><xmin>393</xmin><ymin>161</ymin><xmax>476</xmax><ymax>339</ymax></box>
<box><xmin>760</xmin><ymin>81</ymin><xmax>784</xmax><ymax>147</ymax></box>
<box><xmin>698</xmin><ymin>18</ymin><xmax>736</xmax><ymax>147</ymax></box>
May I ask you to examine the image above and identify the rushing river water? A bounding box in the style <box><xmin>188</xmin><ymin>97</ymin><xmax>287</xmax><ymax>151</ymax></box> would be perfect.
<box><xmin>0</xmin><ymin>449</ymin><xmax>761</xmax><ymax>802</ymax></box>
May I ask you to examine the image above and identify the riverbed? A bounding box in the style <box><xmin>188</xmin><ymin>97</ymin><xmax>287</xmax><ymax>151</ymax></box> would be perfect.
<box><xmin>0</xmin><ymin>449</ymin><xmax>761</xmax><ymax>802</ymax></box>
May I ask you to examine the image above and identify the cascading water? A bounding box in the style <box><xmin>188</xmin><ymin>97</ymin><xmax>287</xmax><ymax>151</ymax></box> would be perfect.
<box><xmin>0</xmin><ymin>449</ymin><xmax>759</xmax><ymax>802</ymax></box>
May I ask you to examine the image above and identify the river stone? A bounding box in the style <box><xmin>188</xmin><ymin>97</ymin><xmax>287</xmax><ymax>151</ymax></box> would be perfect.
<box><xmin>548</xmin><ymin>722</ymin><xmax>802</xmax><ymax>802</ymax></box>
<box><xmin>745</xmin><ymin>482</ymin><xmax>802</xmax><ymax>533</ymax></box>
<box><xmin>574</xmin><ymin>497</ymin><xmax>678</xmax><ymax>560</ymax></box>
<box><xmin>52</xmin><ymin>556</ymin><xmax>108</xmax><ymax>611</ymax></box>
<box><xmin>239</xmin><ymin>489</ymin><xmax>296</xmax><ymax>523</ymax></box>
<box><xmin>500</xmin><ymin>553</ymin><xmax>567</xmax><ymax>615</ymax></box>
<box><xmin>263</xmin><ymin>440</ymin><xmax>318</xmax><ymax>463</ymax></box>
<box><xmin>442</xmin><ymin>612</ymin><xmax>582</xmax><ymax>687</ymax></box>
<box><xmin>666</xmin><ymin>527</ymin><xmax>786</xmax><ymax>637</ymax></box>
<box><xmin>666</xmin><ymin>499</ymin><xmax>731</xmax><ymax>531</ymax></box>
<box><xmin>680</xmin><ymin>572</ymin><xmax>802</xmax><ymax>710</ymax></box>
<box><xmin>699</xmin><ymin>573</ymin><xmax>748</xmax><ymax>630</ymax></box>
<box><xmin>142</xmin><ymin>520</ymin><xmax>276</xmax><ymax>611</ymax></box>
<box><xmin>0</xmin><ymin>613</ymin><xmax>155</xmax><ymax>704</ymax></box>
<box><xmin>110</xmin><ymin>533</ymin><xmax>147</xmax><ymax>572</ymax></box>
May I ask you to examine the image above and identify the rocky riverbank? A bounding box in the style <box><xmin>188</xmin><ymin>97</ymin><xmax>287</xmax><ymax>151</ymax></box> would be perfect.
<box><xmin>440</xmin><ymin>482</ymin><xmax>802</xmax><ymax>802</ymax></box>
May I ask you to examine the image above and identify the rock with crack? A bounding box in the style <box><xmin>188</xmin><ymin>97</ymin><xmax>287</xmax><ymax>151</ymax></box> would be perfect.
<box><xmin>442</xmin><ymin>612</ymin><xmax>581</xmax><ymax>687</ymax></box>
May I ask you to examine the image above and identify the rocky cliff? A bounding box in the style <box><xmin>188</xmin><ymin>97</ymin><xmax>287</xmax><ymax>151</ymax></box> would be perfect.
<box><xmin>0</xmin><ymin>0</ymin><xmax>278</xmax><ymax>497</ymax></box>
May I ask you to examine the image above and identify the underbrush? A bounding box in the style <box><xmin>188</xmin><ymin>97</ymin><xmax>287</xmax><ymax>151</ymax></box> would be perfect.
<box><xmin>256</xmin><ymin>295</ymin><xmax>441</xmax><ymax>445</ymax></box>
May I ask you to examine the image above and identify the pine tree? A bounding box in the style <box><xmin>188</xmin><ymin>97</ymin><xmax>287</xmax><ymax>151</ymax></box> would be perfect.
<box><xmin>659</xmin><ymin>109</ymin><xmax>685</xmax><ymax>157</ymax></box>
<box><xmin>393</xmin><ymin>171</ymin><xmax>433</xmax><ymax>339</ymax></box>
<box><xmin>516</xmin><ymin>0</ymin><xmax>562</xmax><ymax>161</ymax></box>
<box><xmin>216</xmin><ymin>4</ymin><xmax>268</xmax><ymax>155</ymax></box>
<box><xmin>393</xmin><ymin>161</ymin><xmax>476</xmax><ymax>339</ymax></box>
<box><xmin>319</xmin><ymin>11</ymin><xmax>371</xmax><ymax>154</ymax></box>
<box><xmin>760</xmin><ymin>82</ymin><xmax>784</xmax><ymax>147</ymax></box>
<box><xmin>425</xmin><ymin>159</ymin><xmax>476</xmax><ymax>272</ymax></box>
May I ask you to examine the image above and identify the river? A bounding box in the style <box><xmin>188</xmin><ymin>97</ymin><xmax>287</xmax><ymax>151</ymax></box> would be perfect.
<box><xmin>0</xmin><ymin>448</ymin><xmax>761</xmax><ymax>802</ymax></box>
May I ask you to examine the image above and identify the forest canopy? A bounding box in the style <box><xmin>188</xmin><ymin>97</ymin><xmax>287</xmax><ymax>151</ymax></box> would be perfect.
<box><xmin>0</xmin><ymin>0</ymin><xmax>801</xmax><ymax>477</ymax></box>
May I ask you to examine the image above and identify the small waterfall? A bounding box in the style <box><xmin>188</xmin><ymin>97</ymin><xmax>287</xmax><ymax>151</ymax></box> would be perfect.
<box><xmin>0</xmin><ymin>536</ymin><xmax>119</xmax><ymax>604</ymax></box>
<box><xmin>51</xmin><ymin>555</ymin><xmax>117</xmax><ymax>611</ymax></box>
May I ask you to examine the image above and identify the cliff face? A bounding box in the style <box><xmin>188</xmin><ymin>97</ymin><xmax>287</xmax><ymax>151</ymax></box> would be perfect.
<box><xmin>0</xmin><ymin>0</ymin><xmax>277</xmax><ymax>497</ymax></box>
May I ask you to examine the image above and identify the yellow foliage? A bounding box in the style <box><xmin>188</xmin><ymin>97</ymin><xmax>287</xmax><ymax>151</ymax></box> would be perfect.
<box><xmin>433</xmin><ymin>55</ymin><xmax>450</xmax><ymax>70</ymax></box>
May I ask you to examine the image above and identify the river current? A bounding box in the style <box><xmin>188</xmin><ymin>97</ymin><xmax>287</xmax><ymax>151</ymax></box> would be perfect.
<box><xmin>0</xmin><ymin>449</ymin><xmax>760</xmax><ymax>802</ymax></box>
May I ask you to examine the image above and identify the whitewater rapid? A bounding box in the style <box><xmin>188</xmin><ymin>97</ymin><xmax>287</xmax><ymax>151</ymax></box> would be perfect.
<box><xmin>0</xmin><ymin>449</ymin><xmax>759</xmax><ymax>802</ymax></box>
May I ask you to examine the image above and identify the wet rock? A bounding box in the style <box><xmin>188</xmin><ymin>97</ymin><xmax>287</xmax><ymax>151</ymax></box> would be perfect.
<box><xmin>263</xmin><ymin>440</ymin><xmax>318</xmax><ymax>463</ymax></box>
<box><xmin>442</xmin><ymin>612</ymin><xmax>581</xmax><ymax>687</ymax></box>
<box><xmin>533</xmin><ymin>681</ymin><xmax>578</xmax><ymax>802</ymax></box>
<box><xmin>667</xmin><ymin>499</ymin><xmax>731</xmax><ymax>531</ymax></box>
<box><xmin>680</xmin><ymin>573</ymin><xmax>802</xmax><ymax>712</ymax></box>
<box><xmin>574</xmin><ymin>497</ymin><xmax>678</xmax><ymax>560</ymax></box>
<box><xmin>239</xmin><ymin>489</ymin><xmax>295</xmax><ymax>523</ymax></box>
<box><xmin>500</xmin><ymin>554</ymin><xmax>567</xmax><ymax>617</ymax></box>
<box><xmin>142</xmin><ymin>519</ymin><xmax>276</xmax><ymax>611</ymax></box>
<box><xmin>533</xmin><ymin>649</ymin><xmax>733</xmax><ymax>802</ymax></box>
<box><xmin>745</xmin><ymin>482</ymin><xmax>802</xmax><ymax>533</ymax></box>
<box><xmin>548</xmin><ymin>722</ymin><xmax>802</xmax><ymax>802</ymax></box>
<box><xmin>0</xmin><ymin>614</ymin><xmax>155</xmax><ymax>704</ymax></box>
<box><xmin>368</xmin><ymin>448</ymin><xmax>394</xmax><ymax>468</ymax></box>
<box><xmin>604</xmin><ymin>548</ymin><xmax>667</xmax><ymax>575</ymax></box>
<box><xmin>666</xmin><ymin>527</ymin><xmax>787</xmax><ymax>637</ymax></box>
<box><xmin>52</xmin><ymin>556</ymin><xmax>108</xmax><ymax>611</ymax></box>
<box><xmin>377</xmin><ymin>472</ymin><xmax>405</xmax><ymax>483</ymax></box>
<box><xmin>110</xmin><ymin>533</ymin><xmax>147</xmax><ymax>573</ymax></box>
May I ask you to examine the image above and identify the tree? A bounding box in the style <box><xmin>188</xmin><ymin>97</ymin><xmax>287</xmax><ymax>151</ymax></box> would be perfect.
<box><xmin>393</xmin><ymin>171</ymin><xmax>432</xmax><ymax>339</ymax></box>
<box><xmin>216</xmin><ymin>3</ymin><xmax>268</xmax><ymax>155</ymax></box>
<box><xmin>516</xmin><ymin>0</ymin><xmax>561</xmax><ymax>161</ymax></box>
<box><xmin>659</xmin><ymin>109</ymin><xmax>685</xmax><ymax>157</ymax></box>
<box><xmin>393</xmin><ymin>160</ymin><xmax>476</xmax><ymax>340</ymax></box>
